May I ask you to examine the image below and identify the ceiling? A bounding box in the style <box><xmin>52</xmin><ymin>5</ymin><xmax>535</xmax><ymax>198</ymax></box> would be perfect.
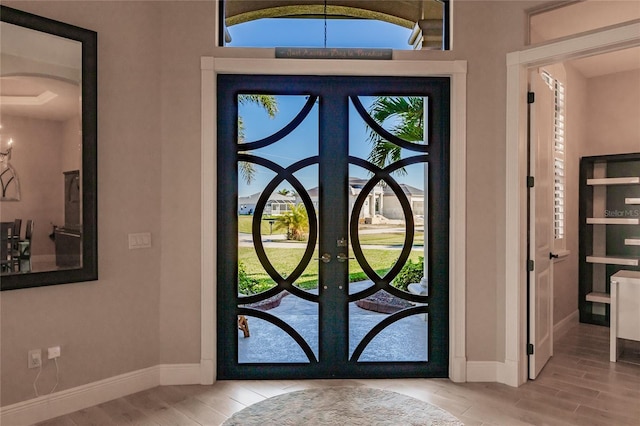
<box><xmin>531</xmin><ymin>1</ymin><xmax>640</xmax><ymax>78</ymax></box>
<box><xmin>568</xmin><ymin>46</ymin><xmax>640</xmax><ymax>79</ymax></box>
<box><xmin>0</xmin><ymin>75</ymin><xmax>80</xmax><ymax>121</ymax></box>
<box><xmin>0</xmin><ymin>21</ymin><xmax>82</xmax><ymax>122</ymax></box>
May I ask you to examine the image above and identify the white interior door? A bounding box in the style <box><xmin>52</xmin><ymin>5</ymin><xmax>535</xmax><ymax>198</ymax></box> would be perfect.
<box><xmin>528</xmin><ymin>68</ymin><xmax>554</xmax><ymax>379</ymax></box>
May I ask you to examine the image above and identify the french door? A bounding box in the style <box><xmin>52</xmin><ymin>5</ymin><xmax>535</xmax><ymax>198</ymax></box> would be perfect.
<box><xmin>217</xmin><ymin>75</ymin><xmax>449</xmax><ymax>379</ymax></box>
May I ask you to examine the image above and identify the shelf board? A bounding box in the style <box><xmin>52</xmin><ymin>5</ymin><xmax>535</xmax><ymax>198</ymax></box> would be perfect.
<box><xmin>586</xmin><ymin>292</ymin><xmax>611</xmax><ymax>304</ymax></box>
<box><xmin>625</xmin><ymin>238</ymin><xmax>640</xmax><ymax>246</ymax></box>
<box><xmin>586</xmin><ymin>256</ymin><xmax>639</xmax><ymax>266</ymax></box>
<box><xmin>587</xmin><ymin>177</ymin><xmax>640</xmax><ymax>185</ymax></box>
<box><xmin>586</xmin><ymin>218</ymin><xmax>640</xmax><ymax>225</ymax></box>
<box><xmin>627</xmin><ymin>198</ymin><xmax>640</xmax><ymax>205</ymax></box>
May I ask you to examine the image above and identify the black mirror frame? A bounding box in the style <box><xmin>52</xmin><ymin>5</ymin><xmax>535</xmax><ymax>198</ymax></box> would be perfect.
<box><xmin>1</xmin><ymin>6</ymin><xmax>97</xmax><ymax>291</ymax></box>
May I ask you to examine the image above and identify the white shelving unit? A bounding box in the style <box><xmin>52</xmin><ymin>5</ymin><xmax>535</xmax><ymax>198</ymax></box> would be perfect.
<box><xmin>580</xmin><ymin>154</ymin><xmax>640</xmax><ymax>326</ymax></box>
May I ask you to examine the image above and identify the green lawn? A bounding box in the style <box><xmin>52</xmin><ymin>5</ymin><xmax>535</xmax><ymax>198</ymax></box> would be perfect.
<box><xmin>237</xmin><ymin>215</ymin><xmax>424</xmax><ymax>290</ymax></box>
<box><xmin>238</xmin><ymin>215</ymin><xmax>423</xmax><ymax>246</ymax></box>
<box><xmin>238</xmin><ymin>215</ymin><xmax>281</xmax><ymax>235</ymax></box>
<box><xmin>239</xmin><ymin>246</ymin><xmax>421</xmax><ymax>290</ymax></box>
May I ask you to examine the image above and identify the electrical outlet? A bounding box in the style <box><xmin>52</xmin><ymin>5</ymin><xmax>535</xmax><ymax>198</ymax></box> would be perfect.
<box><xmin>28</xmin><ymin>349</ymin><xmax>41</xmax><ymax>369</ymax></box>
<box><xmin>48</xmin><ymin>346</ymin><xmax>61</xmax><ymax>359</ymax></box>
<box><xmin>128</xmin><ymin>232</ymin><xmax>151</xmax><ymax>249</ymax></box>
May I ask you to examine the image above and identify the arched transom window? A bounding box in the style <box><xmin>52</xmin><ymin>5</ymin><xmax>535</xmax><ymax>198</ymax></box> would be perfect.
<box><xmin>220</xmin><ymin>0</ymin><xmax>450</xmax><ymax>50</ymax></box>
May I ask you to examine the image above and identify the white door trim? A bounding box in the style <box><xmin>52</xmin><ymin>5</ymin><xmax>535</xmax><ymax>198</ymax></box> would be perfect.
<box><xmin>504</xmin><ymin>21</ymin><xmax>640</xmax><ymax>387</ymax></box>
<box><xmin>200</xmin><ymin>55</ymin><xmax>468</xmax><ymax>384</ymax></box>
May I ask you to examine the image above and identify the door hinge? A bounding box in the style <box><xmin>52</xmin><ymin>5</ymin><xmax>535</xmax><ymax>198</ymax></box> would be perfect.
<box><xmin>527</xmin><ymin>176</ymin><xmax>535</xmax><ymax>188</ymax></box>
<box><xmin>528</xmin><ymin>260</ymin><xmax>534</xmax><ymax>271</ymax></box>
<box><xmin>527</xmin><ymin>92</ymin><xmax>535</xmax><ymax>104</ymax></box>
<box><xmin>527</xmin><ymin>343</ymin><xmax>534</xmax><ymax>355</ymax></box>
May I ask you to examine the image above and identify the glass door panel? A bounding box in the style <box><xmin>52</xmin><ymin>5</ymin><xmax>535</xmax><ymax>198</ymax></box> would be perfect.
<box><xmin>236</xmin><ymin>94</ymin><xmax>320</xmax><ymax>364</ymax></box>
<box><xmin>347</xmin><ymin>96</ymin><xmax>429</xmax><ymax>363</ymax></box>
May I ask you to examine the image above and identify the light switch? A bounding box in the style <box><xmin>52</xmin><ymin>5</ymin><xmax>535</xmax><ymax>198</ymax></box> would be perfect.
<box><xmin>128</xmin><ymin>232</ymin><xmax>151</xmax><ymax>249</ymax></box>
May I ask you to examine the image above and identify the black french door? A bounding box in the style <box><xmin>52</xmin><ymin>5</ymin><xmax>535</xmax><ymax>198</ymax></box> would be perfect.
<box><xmin>217</xmin><ymin>75</ymin><xmax>449</xmax><ymax>379</ymax></box>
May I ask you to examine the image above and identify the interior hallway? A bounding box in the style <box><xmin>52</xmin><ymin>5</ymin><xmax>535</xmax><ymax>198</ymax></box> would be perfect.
<box><xmin>36</xmin><ymin>322</ymin><xmax>640</xmax><ymax>426</ymax></box>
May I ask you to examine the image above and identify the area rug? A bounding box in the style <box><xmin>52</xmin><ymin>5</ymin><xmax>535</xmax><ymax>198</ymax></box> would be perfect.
<box><xmin>222</xmin><ymin>386</ymin><xmax>464</xmax><ymax>425</ymax></box>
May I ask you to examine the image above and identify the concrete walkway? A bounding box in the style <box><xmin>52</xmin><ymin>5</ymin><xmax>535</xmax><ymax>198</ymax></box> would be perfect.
<box><xmin>237</xmin><ymin>281</ymin><xmax>428</xmax><ymax>364</ymax></box>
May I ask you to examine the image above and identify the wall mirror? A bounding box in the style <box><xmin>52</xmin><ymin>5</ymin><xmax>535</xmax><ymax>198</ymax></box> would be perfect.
<box><xmin>0</xmin><ymin>6</ymin><xmax>97</xmax><ymax>290</ymax></box>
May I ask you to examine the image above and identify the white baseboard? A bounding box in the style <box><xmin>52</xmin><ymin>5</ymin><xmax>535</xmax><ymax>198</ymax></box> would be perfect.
<box><xmin>449</xmin><ymin>356</ymin><xmax>467</xmax><ymax>383</ymax></box>
<box><xmin>0</xmin><ymin>363</ymin><xmax>201</xmax><ymax>426</ymax></box>
<box><xmin>466</xmin><ymin>361</ymin><xmax>506</xmax><ymax>383</ymax></box>
<box><xmin>554</xmin><ymin>310</ymin><xmax>579</xmax><ymax>340</ymax></box>
<box><xmin>465</xmin><ymin>311</ymin><xmax>579</xmax><ymax>390</ymax></box>
<box><xmin>159</xmin><ymin>363</ymin><xmax>202</xmax><ymax>385</ymax></box>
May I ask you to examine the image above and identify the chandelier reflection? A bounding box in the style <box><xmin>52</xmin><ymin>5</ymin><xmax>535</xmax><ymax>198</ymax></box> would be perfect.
<box><xmin>0</xmin><ymin>125</ymin><xmax>21</xmax><ymax>201</ymax></box>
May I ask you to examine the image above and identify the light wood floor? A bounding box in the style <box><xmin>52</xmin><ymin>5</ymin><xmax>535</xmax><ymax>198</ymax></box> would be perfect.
<box><xmin>36</xmin><ymin>323</ymin><xmax>640</xmax><ymax>426</ymax></box>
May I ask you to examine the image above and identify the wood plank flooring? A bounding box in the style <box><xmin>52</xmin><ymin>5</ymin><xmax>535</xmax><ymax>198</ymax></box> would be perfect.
<box><xmin>36</xmin><ymin>323</ymin><xmax>640</xmax><ymax>425</ymax></box>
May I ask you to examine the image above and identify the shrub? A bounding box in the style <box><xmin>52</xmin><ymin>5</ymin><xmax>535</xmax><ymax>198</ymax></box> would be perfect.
<box><xmin>392</xmin><ymin>257</ymin><xmax>424</xmax><ymax>291</ymax></box>
<box><xmin>273</xmin><ymin>203</ymin><xmax>309</xmax><ymax>241</ymax></box>
<box><xmin>238</xmin><ymin>261</ymin><xmax>273</xmax><ymax>295</ymax></box>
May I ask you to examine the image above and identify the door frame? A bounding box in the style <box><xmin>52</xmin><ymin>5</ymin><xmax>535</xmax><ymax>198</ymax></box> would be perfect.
<box><xmin>505</xmin><ymin>21</ymin><xmax>640</xmax><ymax>387</ymax></box>
<box><xmin>200</xmin><ymin>57</ymin><xmax>468</xmax><ymax>384</ymax></box>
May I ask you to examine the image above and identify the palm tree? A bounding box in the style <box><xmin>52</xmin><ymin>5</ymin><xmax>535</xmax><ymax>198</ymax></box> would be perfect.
<box><xmin>238</xmin><ymin>95</ymin><xmax>278</xmax><ymax>184</ymax></box>
<box><xmin>365</xmin><ymin>96</ymin><xmax>424</xmax><ymax>175</ymax></box>
<box><xmin>273</xmin><ymin>203</ymin><xmax>309</xmax><ymax>241</ymax></box>
<box><xmin>277</xmin><ymin>188</ymin><xmax>291</xmax><ymax>196</ymax></box>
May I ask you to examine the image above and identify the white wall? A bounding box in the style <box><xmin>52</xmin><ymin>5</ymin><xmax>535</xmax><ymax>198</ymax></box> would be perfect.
<box><xmin>158</xmin><ymin>0</ymin><xmax>216</xmax><ymax>365</ymax></box>
<box><xmin>61</xmin><ymin>115</ymin><xmax>81</xmax><ymax>174</ymax></box>
<box><xmin>583</xmin><ymin>68</ymin><xmax>640</xmax><ymax>157</ymax></box>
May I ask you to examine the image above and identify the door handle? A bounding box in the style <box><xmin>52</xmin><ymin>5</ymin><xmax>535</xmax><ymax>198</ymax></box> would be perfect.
<box><xmin>315</xmin><ymin>253</ymin><xmax>332</xmax><ymax>263</ymax></box>
<box><xmin>549</xmin><ymin>252</ymin><xmax>559</xmax><ymax>259</ymax></box>
<box><xmin>336</xmin><ymin>253</ymin><xmax>354</xmax><ymax>263</ymax></box>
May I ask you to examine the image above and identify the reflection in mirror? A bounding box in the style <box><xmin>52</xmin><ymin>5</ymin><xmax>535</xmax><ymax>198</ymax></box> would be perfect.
<box><xmin>0</xmin><ymin>6</ymin><xmax>97</xmax><ymax>290</ymax></box>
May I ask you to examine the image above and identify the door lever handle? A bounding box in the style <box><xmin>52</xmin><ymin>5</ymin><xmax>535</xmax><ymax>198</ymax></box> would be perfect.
<box><xmin>315</xmin><ymin>253</ymin><xmax>332</xmax><ymax>263</ymax></box>
<box><xmin>336</xmin><ymin>253</ymin><xmax>354</xmax><ymax>263</ymax></box>
<box><xmin>549</xmin><ymin>252</ymin><xmax>559</xmax><ymax>259</ymax></box>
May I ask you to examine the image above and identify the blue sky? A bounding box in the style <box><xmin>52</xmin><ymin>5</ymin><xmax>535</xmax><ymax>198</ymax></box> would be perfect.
<box><xmin>238</xmin><ymin>96</ymin><xmax>426</xmax><ymax>197</ymax></box>
<box><xmin>226</xmin><ymin>18</ymin><xmax>412</xmax><ymax>49</ymax></box>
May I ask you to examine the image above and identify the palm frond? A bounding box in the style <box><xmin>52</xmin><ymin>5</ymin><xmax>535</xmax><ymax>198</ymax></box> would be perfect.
<box><xmin>239</xmin><ymin>161</ymin><xmax>255</xmax><ymax>185</ymax></box>
<box><xmin>364</xmin><ymin>96</ymin><xmax>424</xmax><ymax>175</ymax></box>
<box><xmin>237</xmin><ymin>95</ymin><xmax>278</xmax><ymax>184</ymax></box>
<box><xmin>239</xmin><ymin>94</ymin><xmax>278</xmax><ymax>118</ymax></box>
